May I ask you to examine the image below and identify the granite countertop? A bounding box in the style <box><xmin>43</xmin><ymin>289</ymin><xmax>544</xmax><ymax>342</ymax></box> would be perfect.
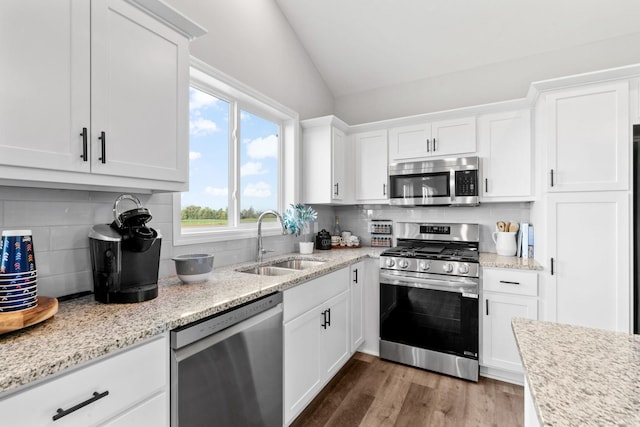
<box><xmin>512</xmin><ymin>318</ymin><xmax>640</xmax><ymax>426</ymax></box>
<box><xmin>0</xmin><ymin>247</ymin><xmax>382</xmax><ymax>396</ymax></box>
<box><xmin>0</xmin><ymin>247</ymin><xmax>538</xmax><ymax>396</ymax></box>
<box><xmin>479</xmin><ymin>253</ymin><xmax>543</xmax><ymax>271</ymax></box>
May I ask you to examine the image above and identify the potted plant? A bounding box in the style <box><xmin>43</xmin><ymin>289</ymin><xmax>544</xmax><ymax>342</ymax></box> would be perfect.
<box><xmin>283</xmin><ymin>203</ymin><xmax>318</xmax><ymax>254</ymax></box>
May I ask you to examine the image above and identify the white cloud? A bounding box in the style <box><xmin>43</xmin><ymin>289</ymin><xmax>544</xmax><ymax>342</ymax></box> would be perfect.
<box><xmin>243</xmin><ymin>182</ymin><xmax>271</xmax><ymax>198</ymax></box>
<box><xmin>245</xmin><ymin>134</ymin><xmax>278</xmax><ymax>159</ymax></box>
<box><xmin>204</xmin><ymin>186</ymin><xmax>228</xmax><ymax>197</ymax></box>
<box><xmin>241</xmin><ymin>161</ymin><xmax>267</xmax><ymax>176</ymax></box>
<box><xmin>190</xmin><ymin>117</ymin><xmax>218</xmax><ymax>136</ymax></box>
<box><xmin>189</xmin><ymin>151</ymin><xmax>201</xmax><ymax>160</ymax></box>
<box><xmin>189</xmin><ymin>89</ymin><xmax>217</xmax><ymax>111</ymax></box>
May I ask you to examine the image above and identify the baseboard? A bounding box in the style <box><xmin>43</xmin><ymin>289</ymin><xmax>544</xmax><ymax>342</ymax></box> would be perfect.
<box><xmin>480</xmin><ymin>365</ymin><xmax>524</xmax><ymax>385</ymax></box>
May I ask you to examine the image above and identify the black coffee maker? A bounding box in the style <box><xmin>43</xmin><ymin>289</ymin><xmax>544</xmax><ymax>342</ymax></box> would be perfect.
<box><xmin>89</xmin><ymin>195</ymin><xmax>161</xmax><ymax>303</ymax></box>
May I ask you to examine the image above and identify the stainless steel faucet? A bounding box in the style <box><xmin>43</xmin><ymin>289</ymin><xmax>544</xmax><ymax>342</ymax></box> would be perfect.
<box><xmin>256</xmin><ymin>210</ymin><xmax>287</xmax><ymax>262</ymax></box>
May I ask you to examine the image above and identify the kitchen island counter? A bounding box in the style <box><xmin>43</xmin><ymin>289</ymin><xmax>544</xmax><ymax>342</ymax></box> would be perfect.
<box><xmin>0</xmin><ymin>247</ymin><xmax>382</xmax><ymax>395</ymax></box>
<box><xmin>512</xmin><ymin>318</ymin><xmax>640</xmax><ymax>426</ymax></box>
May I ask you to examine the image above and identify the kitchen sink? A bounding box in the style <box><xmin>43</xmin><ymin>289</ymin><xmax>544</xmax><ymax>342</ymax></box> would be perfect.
<box><xmin>238</xmin><ymin>266</ymin><xmax>298</xmax><ymax>276</ymax></box>
<box><xmin>236</xmin><ymin>257</ymin><xmax>326</xmax><ymax>276</ymax></box>
<box><xmin>268</xmin><ymin>259</ymin><xmax>325</xmax><ymax>270</ymax></box>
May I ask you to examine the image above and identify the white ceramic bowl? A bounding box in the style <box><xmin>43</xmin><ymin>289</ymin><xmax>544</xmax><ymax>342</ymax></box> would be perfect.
<box><xmin>172</xmin><ymin>254</ymin><xmax>214</xmax><ymax>284</ymax></box>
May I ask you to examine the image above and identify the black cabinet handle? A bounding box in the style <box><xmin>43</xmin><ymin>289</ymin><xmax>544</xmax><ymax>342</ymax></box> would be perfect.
<box><xmin>382</xmin><ymin>183</ymin><xmax>386</xmax><ymax>196</ymax></box>
<box><xmin>334</xmin><ymin>182</ymin><xmax>339</xmax><ymax>196</ymax></box>
<box><xmin>321</xmin><ymin>310</ymin><xmax>327</xmax><ymax>329</ymax></box>
<box><xmin>53</xmin><ymin>390</ymin><xmax>109</xmax><ymax>421</ymax></box>
<box><xmin>485</xmin><ymin>299</ymin><xmax>489</xmax><ymax>316</ymax></box>
<box><xmin>550</xmin><ymin>257</ymin><xmax>555</xmax><ymax>275</ymax></box>
<box><xmin>550</xmin><ymin>169</ymin><xmax>554</xmax><ymax>187</ymax></box>
<box><xmin>326</xmin><ymin>307</ymin><xmax>331</xmax><ymax>327</ymax></box>
<box><xmin>98</xmin><ymin>131</ymin><xmax>106</xmax><ymax>163</ymax></box>
<box><xmin>499</xmin><ymin>280</ymin><xmax>520</xmax><ymax>285</ymax></box>
<box><xmin>432</xmin><ymin>138</ymin><xmax>437</xmax><ymax>152</ymax></box>
<box><xmin>80</xmin><ymin>128</ymin><xmax>88</xmax><ymax>161</ymax></box>
<box><xmin>353</xmin><ymin>268</ymin><xmax>358</xmax><ymax>284</ymax></box>
<box><xmin>485</xmin><ymin>178</ymin><xmax>488</xmax><ymax>193</ymax></box>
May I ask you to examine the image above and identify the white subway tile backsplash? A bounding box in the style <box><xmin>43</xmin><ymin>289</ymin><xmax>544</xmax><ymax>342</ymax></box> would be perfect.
<box><xmin>50</xmin><ymin>225</ymin><xmax>92</xmax><ymax>250</ymax></box>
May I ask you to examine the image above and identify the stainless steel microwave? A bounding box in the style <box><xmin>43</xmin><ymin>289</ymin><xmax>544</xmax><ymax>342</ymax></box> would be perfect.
<box><xmin>388</xmin><ymin>156</ymin><xmax>479</xmax><ymax>206</ymax></box>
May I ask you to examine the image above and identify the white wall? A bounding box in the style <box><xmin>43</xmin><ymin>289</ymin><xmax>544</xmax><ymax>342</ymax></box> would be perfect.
<box><xmin>335</xmin><ymin>32</ymin><xmax>640</xmax><ymax>124</ymax></box>
<box><xmin>165</xmin><ymin>0</ymin><xmax>334</xmax><ymax>120</ymax></box>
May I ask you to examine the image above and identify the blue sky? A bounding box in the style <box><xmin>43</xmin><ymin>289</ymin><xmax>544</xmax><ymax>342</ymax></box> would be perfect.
<box><xmin>182</xmin><ymin>88</ymin><xmax>279</xmax><ymax>212</ymax></box>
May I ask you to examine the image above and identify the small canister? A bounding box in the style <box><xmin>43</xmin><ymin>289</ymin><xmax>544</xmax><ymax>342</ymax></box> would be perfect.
<box><xmin>315</xmin><ymin>229</ymin><xmax>332</xmax><ymax>250</ymax></box>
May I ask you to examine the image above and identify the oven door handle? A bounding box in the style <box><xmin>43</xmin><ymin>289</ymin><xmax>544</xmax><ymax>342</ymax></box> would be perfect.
<box><xmin>379</xmin><ymin>271</ymin><xmax>478</xmax><ymax>296</ymax></box>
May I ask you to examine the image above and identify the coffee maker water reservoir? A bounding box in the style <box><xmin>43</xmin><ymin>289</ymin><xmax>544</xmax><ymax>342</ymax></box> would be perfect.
<box><xmin>89</xmin><ymin>195</ymin><xmax>161</xmax><ymax>303</ymax></box>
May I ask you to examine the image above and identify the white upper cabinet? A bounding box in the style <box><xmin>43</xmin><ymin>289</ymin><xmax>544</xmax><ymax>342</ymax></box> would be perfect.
<box><xmin>478</xmin><ymin>109</ymin><xmax>533</xmax><ymax>201</ymax></box>
<box><xmin>354</xmin><ymin>130</ymin><xmax>388</xmax><ymax>203</ymax></box>
<box><xmin>0</xmin><ymin>0</ymin><xmax>91</xmax><ymax>173</ymax></box>
<box><xmin>388</xmin><ymin>116</ymin><xmax>476</xmax><ymax>163</ymax></box>
<box><xmin>301</xmin><ymin>116</ymin><xmax>353</xmax><ymax>204</ymax></box>
<box><xmin>0</xmin><ymin>0</ymin><xmax>204</xmax><ymax>192</ymax></box>
<box><xmin>90</xmin><ymin>0</ymin><xmax>190</xmax><ymax>182</ymax></box>
<box><xmin>544</xmin><ymin>80</ymin><xmax>630</xmax><ymax>192</ymax></box>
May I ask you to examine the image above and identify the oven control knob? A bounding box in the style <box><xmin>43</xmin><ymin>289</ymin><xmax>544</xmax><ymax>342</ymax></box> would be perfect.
<box><xmin>419</xmin><ymin>261</ymin><xmax>430</xmax><ymax>271</ymax></box>
<box><xmin>398</xmin><ymin>259</ymin><xmax>409</xmax><ymax>269</ymax></box>
<box><xmin>443</xmin><ymin>263</ymin><xmax>454</xmax><ymax>273</ymax></box>
<box><xmin>385</xmin><ymin>258</ymin><xmax>395</xmax><ymax>268</ymax></box>
<box><xmin>458</xmin><ymin>264</ymin><xmax>470</xmax><ymax>274</ymax></box>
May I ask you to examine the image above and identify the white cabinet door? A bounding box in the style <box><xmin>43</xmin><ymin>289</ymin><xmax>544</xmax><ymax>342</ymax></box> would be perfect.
<box><xmin>479</xmin><ymin>110</ymin><xmax>532</xmax><ymax>200</ymax></box>
<box><xmin>545</xmin><ymin>81</ymin><xmax>630</xmax><ymax>192</ymax></box>
<box><xmin>388</xmin><ymin>124</ymin><xmax>430</xmax><ymax>162</ymax></box>
<box><xmin>301</xmin><ymin>116</ymin><xmax>352</xmax><ymax>204</ymax></box>
<box><xmin>283</xmin><ymin>304</ymin><xmax>323</xmax><ymax>424</ymax></box>
<box><xmin>331</xmin><ymin>127</ymin><xmax>347</xmax><ymax>201</ymax></box>
<box><xmin>100</xmin><ymin>392</ymin><xmax>168</xmax><ymax>427</ymax></box>
<box><xmin>546</xmin><ymin>192</ymin><xmax>630</xmax><ymax>332</ymax></box>
<box><xmin>321</xmin><ymin>290</ymin><xmax>351</xmax><ymax>380</ymax></box>
<box><xmin>389</xmin><ymin>117</ymin><xmax>476</xmax><ymax>163</ymax></box>
<box><xmin>91</xmin><ymin>0</ymin><xmax>189</xmax><ymax>182</ymax></box>
<box><xmin>355</xmin><ymin>130</ymin><xmax>388</xmax><ymax>202</ymax></box>
<box><xmin>350</xmin><ymin>261</ymin><xmax>365</xmax><ymax>352</ymax></box>
<box><xmin>482</xmin><ymin>293</ymin><xmax>537</xmax><ymax>373</ymax></box>
<box><xmin>430</xmin><ymin>117</ymin><xmax>476</xmax><ymax>157</ymax></box>
<box><xmin>0</xmin><ymin>0</ymin><xmax>91</xmax><ymax>173</ymax></box>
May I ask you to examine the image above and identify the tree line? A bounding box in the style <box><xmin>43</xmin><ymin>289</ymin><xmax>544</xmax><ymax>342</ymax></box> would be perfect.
<box><xmin>181</xmin><ymin>205</ymin><xmax>266</xmax><ymax>220</ymax></box>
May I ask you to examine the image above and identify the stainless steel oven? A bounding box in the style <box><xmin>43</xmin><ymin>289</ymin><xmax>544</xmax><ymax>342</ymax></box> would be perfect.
<box><xmin>379</xmin><ymin>222</ymin><xmax>480</xmax><ymax>382</ymax></box>
<box><xmin>388</xmin><ymin>156</ymin><xmax>479</xmax><ymax>206</ymax></box>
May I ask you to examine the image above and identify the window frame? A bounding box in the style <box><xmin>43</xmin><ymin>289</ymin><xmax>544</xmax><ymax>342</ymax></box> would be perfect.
<box><xmin>173</xmin><ymin>57</ymin><xmax>299</xmax><ymax>245</ymax></box>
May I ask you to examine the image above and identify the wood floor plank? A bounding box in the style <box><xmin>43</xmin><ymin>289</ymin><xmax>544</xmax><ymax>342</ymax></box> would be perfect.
<box><xmin>289</xmin><ymin>353</ymin><xmax>524</xmax><ymax>427</ymax></box>
<box><xmin>359</xmin><ymin>373</ymin><xmax>412</xmax><ymax>427</ymax></box>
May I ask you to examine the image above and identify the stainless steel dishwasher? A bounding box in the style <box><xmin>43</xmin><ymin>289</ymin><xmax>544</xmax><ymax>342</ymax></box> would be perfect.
<box><xmin>170</xmin><ymin>292</ymin><xmax>283</xmax><ymax>426</ymax></box>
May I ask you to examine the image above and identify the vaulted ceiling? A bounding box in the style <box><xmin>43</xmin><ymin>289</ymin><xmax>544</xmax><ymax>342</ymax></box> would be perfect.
<box><xmin>275</xmin><ymin>0</ymin><xmax>640</xmax><ymax>97</ymax></box>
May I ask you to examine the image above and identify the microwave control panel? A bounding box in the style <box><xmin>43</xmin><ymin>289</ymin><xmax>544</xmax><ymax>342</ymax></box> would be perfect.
<box><xmin>455</xmin><ymin>170</ymin><xmax>478</xmax><ymax>196</ymax></box>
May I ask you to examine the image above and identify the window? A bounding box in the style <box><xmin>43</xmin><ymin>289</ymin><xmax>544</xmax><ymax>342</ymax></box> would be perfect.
<box><xmin>174</xmin><ymin>59</ymin><xmax>298</xmax><ymax>244</ymax></box>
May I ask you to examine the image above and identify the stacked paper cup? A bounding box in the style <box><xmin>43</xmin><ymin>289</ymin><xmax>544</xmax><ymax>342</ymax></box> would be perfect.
<box><xmin>0</xmin><ymin>230</ymin><xmax>37</xmax><ymax>313</ymax></box>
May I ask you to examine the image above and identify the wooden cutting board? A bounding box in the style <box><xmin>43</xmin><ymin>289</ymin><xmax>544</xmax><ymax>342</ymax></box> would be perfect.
<box><xmin>0</xmin><ymin>296</ymin><xmax>58</xmax><ymax>334</ymax></box>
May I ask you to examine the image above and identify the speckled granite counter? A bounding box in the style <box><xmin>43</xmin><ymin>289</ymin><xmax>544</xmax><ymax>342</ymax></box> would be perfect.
<box><xmin>480</xmin><ymin>253</ymin><xmax>543</xmax><ymax>271</ymax></box>
<box><xmin>0</xmin><ymin>247</ymin><xmax>383</xmax><ymax>396</ymax></box>
<box><xmin>512</xmin><ymin>318</ymin><xmax>640</xmax><ymax>426</ymax></box>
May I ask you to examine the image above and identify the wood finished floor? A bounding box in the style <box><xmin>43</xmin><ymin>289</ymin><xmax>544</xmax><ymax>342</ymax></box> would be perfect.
<box><xmin>291</xmin><ymin>353</ymin><xmax>524</xmax><ymax>427</ymax></box>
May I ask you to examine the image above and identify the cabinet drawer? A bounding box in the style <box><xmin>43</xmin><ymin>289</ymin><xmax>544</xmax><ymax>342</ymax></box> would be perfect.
<box><xmin>483</xmin><ymin>268</ymin><xmax>538</xmax><ymax>296</ymax></box>
<box><xmin>0</xmin><ymin>334</ymin><xmax>168</xmax><ymax>427</ymax></box>
<box><xmin>284</xmin><ymin>268</ymin><xmax>349</xmax><ymax>322</ymax></box>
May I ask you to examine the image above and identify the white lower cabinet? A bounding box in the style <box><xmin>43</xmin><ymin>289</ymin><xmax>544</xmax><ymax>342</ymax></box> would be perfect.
<box><xmin>0</xmin><ymin>334</ymin><xmax>169</xmax><ymax>427</ymax></box>
<box><xmin>481</xmin><ymin>268</ymin><xmax>538</xmax><ymax>385</ymax></box>
<box><xmin>350</xmin><ymin>261</ymin><xmax>365</xmax><ymax>352</ymax></box>
<box><xmin>283</xmin><ymin>267</ymin><xmax>351</xmax><ymax>425</ymax></box>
